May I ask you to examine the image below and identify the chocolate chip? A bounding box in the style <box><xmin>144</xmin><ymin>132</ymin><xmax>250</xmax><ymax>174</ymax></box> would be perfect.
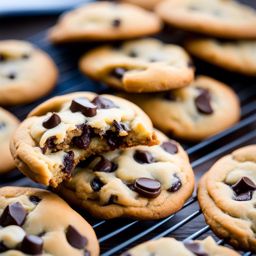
<box><xmin>231</xmin><ymin>177</ymin><xmax>256</xmax><ymax>201</ymax></box>
<box><xmin>161</xmin><ymin>141</ymin><xmax>178</xmax><ymax>154</ymax></box>
<box><xmin>104</xmin><ymin>130</ymin><xmax>123</xmax><ymax>149</ymax></box>
<box><xmin>128</xmin><ymin>51</ymin><xmax>137</xmax><ymax>58</ymax></box>
<box><xmin>42</xmin><ymin>113</ymin><xmax>61</xmax><ymax>129</ymax></box>
<box><xmin>20</xmin><ymin>235</ymin><xmax>43</xmax><ymax>255</ymax></box>
<box><xmin>62</xmin><ymin>151</ymin><xmax>75</xmax><ymax>175</ymax></box>
<box><xmin>113</xmin><ymin>120</ymin><xmax>129</xmax><ymax>133</ymax></box>
<box><xmin>91</xmin><ymin>178</ymin><xmax>104</xmax><ymax>192</ymax></box>
<box><xmin>66</xmin><ymin>225</ymin><xmax>87</xmax><ymax>249</ymax></box>
<box><xmin>0</xmin><ymin>122</ymin><xmax>6</xmax><ymax>130</ymax></box>
<box><xmin>0</xmin><ymin>54</ymin><xmax>6</xmax><ymax>62</ymax></box>
<box><xmin>0</xmin><ymin>242</ymin><xmax>7</xmax><ymax>252</ymax></box>
<box><xmin>112</xmin><ymin>18</ymin><xmax>121</xmax><ymax>28</ymax></box>
<box><xmin>133</xmin><ymin>150</ymin><xmax>154</xmax><ymax>164</ymax></box>
<box><xmin>108</xmin><ymin>195</ymin><xmax>118</xmax><ymax>204</ymax></box>
<box><xmin>0</xmin><ymin>202</ymin><xmax>27</xmax><ymax>227</ymax></box>
<box><xmin>70</xmin><ymin>98</ymin><xmax>97</xmax><ymax>117</ymax></box>
<box><xmin>168</xmin><ymin>175</ymin><xmax>182</xmax><ymax>192</ymax></box>
<box><xmin>195</xmin><ymin>88</ymin><xmax>213</xmax><ymax>115</ymax></box>
<box><xmin>91</xmin><ymin>96</ymin><xmax>117</xmax><ymax>109</ymax></box>
<box><xmin>134</xmin><ymin>178</ymin><xmax>161</xmax><ymax>198</ymax></box>
<box><xmin>41</xmin><ymin>136</ymin><xmax>56</xmax><ymax>154</ymax></box>
<box><xmin>72</xmin><ymin>125</ymin><xmax>91</xmax><ymax>149</ymax></box>
<box><xmin>184</xmin><ymin>241</ymin><xmax>208</xmax><ymax>256</ymax></box>
<box><xmin>84</xmin><ymin>250</ymin><xmax>91</xmax><ymax>256</ymax></box>
<box><xmin>29</xmin><ymin>195</ymin><xmax>41</xmax><ymax>205</ymax></box>
<box><xmin>7</xmin><ymin>72</ymin><xmax>16</xmax><ymax>80</ymax></box>
<box><xmin>21</xmin><ymin>54</ymin><xmax>30</xmax><ymax>59</ymax></box>
<box><xmin>93</xmin><ymin>156</ymin><xmax>117</xmax><ymax>172</ymax></box>
<box><xmin>163</xmin><ymin>92</ymin><xmax>176</xmax><ymax>101</ymax></box>
<box><xmin>110</xmin><ymin>67</ymin><xmax>126</xmax><ymax>79</ymax></box>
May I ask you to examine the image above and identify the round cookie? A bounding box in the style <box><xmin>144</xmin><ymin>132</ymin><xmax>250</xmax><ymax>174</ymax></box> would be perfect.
<box><xmin>10</xmin><ymin>92</ymin><xmax>158</xmax><ymax>187</ymax></box>
<box><xmin>156</xmin><ymin>0</ymin><xmax>256</xmax><ymax>39</ymax></box>
<box><xmin>0</xmin><ymin>108</ymin><xmax>19</xmax><ymax>174</ymax></box>
<box><xmin>121</xmin><ymin>236</ymin><xmax>239</xmax><ymax>255</ymax></box>
<box><xmin>185</xmin><ymin>38</ymin><xmax>256</xmax><ymax>76</ymax></box>
<box><xmin>57</xmin><ymin>130</ymin><xmax>194</xmax><ymax>220</ymax></box>
<box><xmin>0</xmin><ymin>40</ymin><xmax>58</xmax><ymax>105</ymax></box>
<box><xmin>49</xmin><ymin>2</ymin><xmax>162</xmax><ymax>43</ymax></box>
<box><xmin>198</xmin><ymin>145</ymin><xmax>256</xmax><ymax>252</ymax></box>
<box><xmin>120</xmin><ymin>76</ymin><xmax>240</xmax><ymax>141</ymax></box>
<box><xmin>80</xmin><ymin>38</ymin><xmax>194</xmax><ymax>93</ymax></box>
<box><xmin>121</xmin><ymin>0</ymin><xmax>162</xmax><ymax>10</ymax></box>
<box><xmin>0</xmin><ymin>186</ymin><xmax>99</xmax><ymax>255</ymax></box>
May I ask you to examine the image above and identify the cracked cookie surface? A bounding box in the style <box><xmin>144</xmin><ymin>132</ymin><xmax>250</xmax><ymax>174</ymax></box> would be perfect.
<box><xmin>0</xmin><ymin>40</ymin><xmax>58</xmax><ymax>105</ymax></box>
<box><xmin>80</xmin><ymin>38</ymin><xmax>194</xmax><ymax>93</ymax></box>
<box><xmin>57</xmin><ymin>131</ymin><xmax>194</xmax><ymax>220</ymax></box>
<box><xmin>0</xmin><ymin>108</ymin><xmax>19</xmax><ymax>174</ymax></box>
<box><xmin>120</xmin><ymin>76</ymin><xmax>240</xmax><ymax>141</ymax></box>
<box><xmin>198</xmin><ymin>145</ymin><xmax>256</xmax><ymax>252</ymax></box>
<box><xmin>49</xmin><ymin>2</ymin><xmax>162</xmax><ymax>43</ymax></box>
<box><xmin>156</xmin><ymin>0</ymin><xmax>256</xmax><ymax>39</ymax></box>
<box><xmin>121</xmin><ymin>236</ymin><xmax>239</xmax><ymax>255</ymax></box>
<box><xmin>10</xmin><ymin>92</ymin><xmax>158</xmax><ymax>187</ymax></box>
<box><xmin>186</xmin><ymin>38</ymin><xmax>256</xmax><ymax>76</ymax></box>
<box><xmin>0</xmin><ymin>186</ymin><xmax>99</xmax><ymax>256</ymax></box>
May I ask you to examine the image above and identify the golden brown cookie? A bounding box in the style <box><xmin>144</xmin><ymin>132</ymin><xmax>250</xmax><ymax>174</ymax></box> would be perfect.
<box><xmin>80</xmin><ymin>38</ymin><xmax>194</xmax><ymax>93</ymax></box>
<box><xmin>0</xmin><ymin>186</ymin><xmax>99</xmax><ymax>256</ymax></box>
<box><xmin>120</xmin><ymin>76</ymin><xmax>240</xmax><ymax>141</ymax></box>
<box><xmin>0</xmin><ymin>40</ymin><xmax>58</xmax><ymax>105</ymax></box>
<box><xmin>198</xmin><ymin>145</ymin><xmax>256</xmax><ymax>252</ymax></box>
<box><xmin>49</xmin><ymin>2</ymin><xmax>162</xmax><ymax>43</ymax></box>
<box><xmin>10</xmin><ymin>92</ymin><xmax>158</xmax><ymax>187</ymax></box>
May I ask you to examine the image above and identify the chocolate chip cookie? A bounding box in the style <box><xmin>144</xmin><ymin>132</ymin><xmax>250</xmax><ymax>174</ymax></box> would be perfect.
<box><xmin>120</xmin><ymin>76</ymin><xmax>240</xmax><ymax>141</ymax></box>
<box><xmin>186</xmin><ymin>38</ymin><xmax>256</xmax><ymax>76</ymax></box>
<box><xmin>156</xmin><ymin>0</ymin><xmax>256</xmax><ymax>39</ymax></box>
<box><xmin>80</xmin><ymin>38</ymin><xmax>194</xmax><ymax>93</ymax></box>
<box><xmin>121</xmin><ymin>236</ymin><xmax>239</xmax><ymax>255</ymax></box>
<box><xmin>49</xmin><ymin>2</ymin><xmax>162</xmax><ymax>43</ymax></box>
<box><xmin>0</xmin><ymin>40</ymin><xmax>58</xmax><ymax>105</ymax></box>
<box><xmin>0</xmin><ymin>186</ymin><xmax>99</xmax><ymax>255</ymax></box>
<box><xmin>57</xmin><ymin>130</ymin><xmax>194</xmax><ymax>219</ymax></box>
<box><xmin>198</xmin><ymin>145</ymin><xmax>256</xmax><ymax>252</ymax></box>
<box><xmin>0</xmin><ymin>108</ymin><xmax>19</xmax><ymax>174</ymax></box>
<box><xmin>10</xmin><ymin>92</ymin><xmax>158</xmax><ymax>187</ymax></box>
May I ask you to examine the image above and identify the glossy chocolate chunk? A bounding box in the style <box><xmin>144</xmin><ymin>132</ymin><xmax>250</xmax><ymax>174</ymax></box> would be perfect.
<box><xmin>195</xmin><ymin>88</ymin><xmax>213</xmax><ymax>115</ymax></box>
<box><xmin>73</xmin><ymin>125</ymin><xmax>91</xmax><ymax>149</ymax></box>
<box><xmin>66</xmin><ymin>225</ymin><xmax>87</xmax><ymax>249</ymax></box>
<box><xmin>70</xmin><ymin>98</ymin><xmax>97</xmax><ymax>117</ymax></box>
<box><xmin>134</xmin><ymin>178</ymin><xmax>161</xmax><ymax>198</ymax></box>
<box><xmin>91</xmin><ymin>178</ymin><xmax>104</xmax><ymax>192</ymax></box>
<box><xmin>0</xmin><ymin>202</ymin><xmax>27</xmax><ymax>227</ymax></box>
<box><xmin>113</xmin><ymin>120</ymin><xmax>129</xmax><ymax>133</ymax></box>
<box><xmin>161</xmin><ymin>141</ymin><xmax>178</xmax><ymax>154</ymax></box>
<box><xmin>29</xmin><ymin>195</ymin><xmax>41</xmax><ymax>205</ymax></box>
<box><xmin>133</xmin><ymin>150</ymin><xmax>154</xmax><ymax>164</ymax></box>
<box><xmin>104</xmin><ymin>130</ymin><xmax>123</xmax><ymax>149</ymax></box>
<box><xmin>91</xmin><ymin>96</ymin><xmax>117</xmax><ymax>109</ymax></box>
<box><xmin>62</xmin><ymin>151</ymin><xmax>75</xmax><ymax>175</ymax></box>
<box><xmin>232</xmin><ymin>177</ymin><xmax>256</xmax><ymax>201</ymax></box>
<box><xmin>112</xmin><ymin>18</ymin><xmax>121</xmax><ymax>28</ymax></box>
<box><xmin>93</xmin><ymin>156</ymin><xmax>117</xmax><ymax>172</ymax></box>
<box><xmin>110</xmin><ymin>67</ymin><xmax>126</xmax><ymax>79</ymax></box>
<box><xmin>184</xmin><ymin>241</ymin><xmax>208</xmax><ymax>256</ymax></box>
<box><xmin>0</xmin><ymin>242</ymin><xmax>7</xmax><ymax>253</ymax></box>
<box><xmin>168</xmin><ymin>175</ymin><xmax>182</xmax><ymax>192</ymax></box>
<box><xmin>7</xmin><ymin>72</ymin><xmax>16</xmax><ymax>80</ymax></box>
<box><xmin>41</xmin><ymin>136</ymin><xmax>56</xmax><ymax>154</ymax></box>
<box><xmin>42</xmin><ymin>113</ymin><xmax>61</xmax><ymax>129</ymax></box>
<box><xmin>21</xmin><ymin>235</ymin><xmax>43</xmax><ymax>255</ymax></box>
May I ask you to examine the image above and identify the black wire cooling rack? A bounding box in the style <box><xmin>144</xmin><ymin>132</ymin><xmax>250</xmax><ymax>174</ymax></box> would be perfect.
<box><xmin>1</xmin><ymin>2</ymin><xmax>256</xmax><ymax>255</ymax></box>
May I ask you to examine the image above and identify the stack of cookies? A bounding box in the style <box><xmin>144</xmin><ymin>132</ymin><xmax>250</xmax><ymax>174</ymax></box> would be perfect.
<box><xmin>0</xmin><ymin>0</ymin><xmax>255</xmax><ymax>255</ymax></box>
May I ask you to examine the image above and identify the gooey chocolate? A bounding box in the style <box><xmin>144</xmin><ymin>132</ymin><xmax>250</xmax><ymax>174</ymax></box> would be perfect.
<box><xmin>195</xmin><ymin>88</ymin><xmax>213</xmax><ymax>115</ymax></box>
<box><xmin>134</xmin><ymin>178</ymin><xmax>161</xmax><ymax>198</ymax></box>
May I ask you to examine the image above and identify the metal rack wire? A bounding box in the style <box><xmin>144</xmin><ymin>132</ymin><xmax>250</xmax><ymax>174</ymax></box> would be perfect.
<box><xmin>1</xmin><ymin>11</ymin><xmax>256</xmax><ymax>256</ymax></box>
